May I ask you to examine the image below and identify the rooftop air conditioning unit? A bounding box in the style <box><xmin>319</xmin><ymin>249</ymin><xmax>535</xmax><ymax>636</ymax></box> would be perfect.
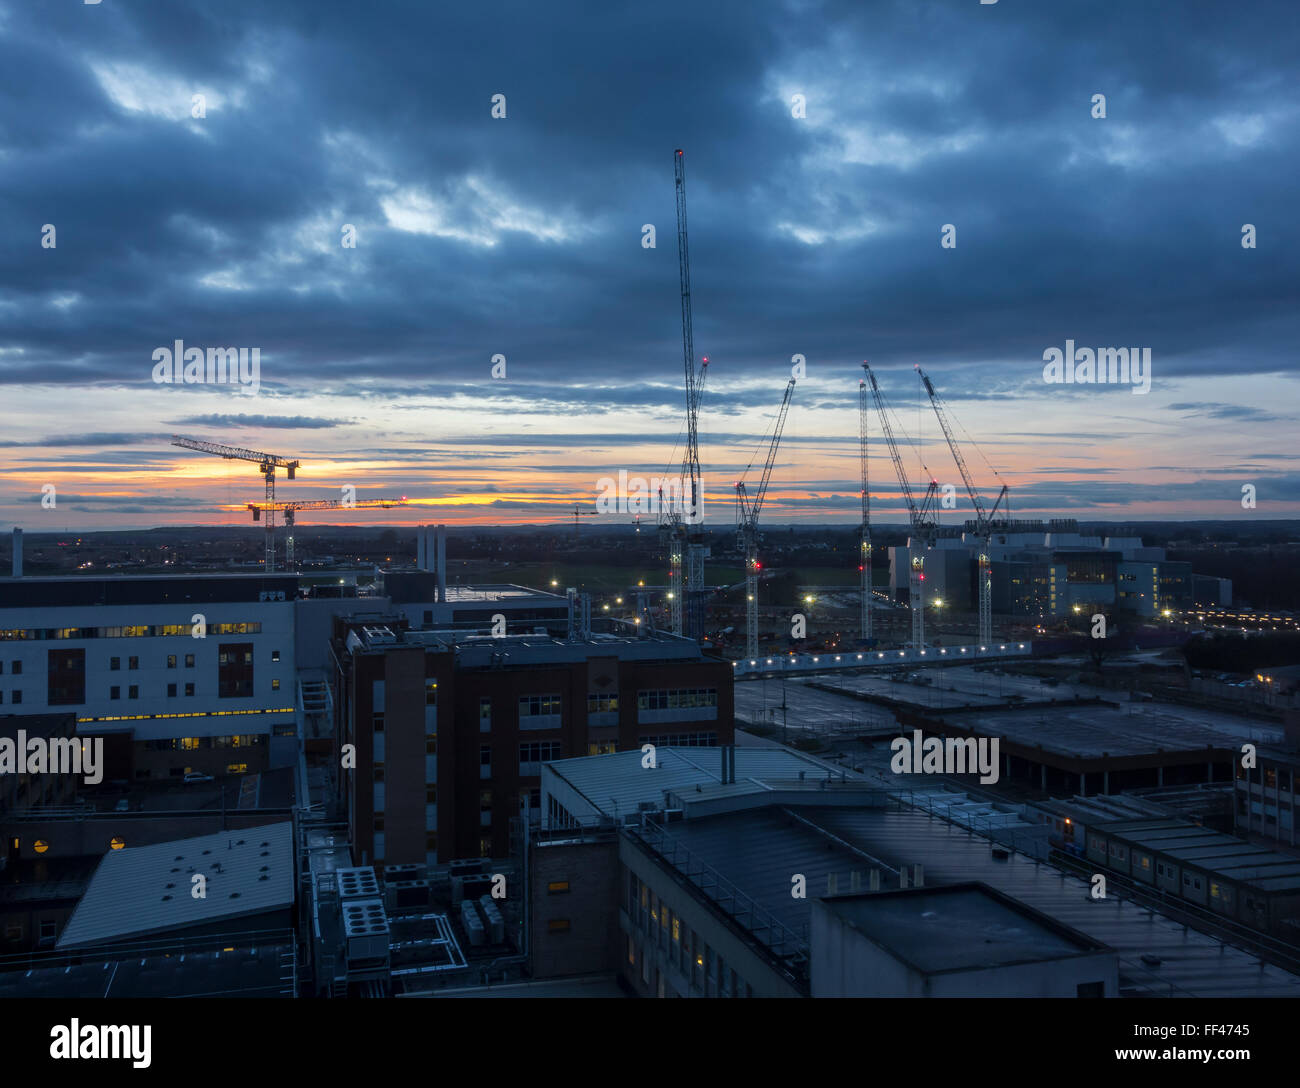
<box><xmin>336</xmin><ymin>866</ymin><xmax>380</xmax><ymax>900</ymax></box>
<box><xmin>342</xmin><ymin>898</ymin><xmax>390</xmax><ymax>963</ymax></box>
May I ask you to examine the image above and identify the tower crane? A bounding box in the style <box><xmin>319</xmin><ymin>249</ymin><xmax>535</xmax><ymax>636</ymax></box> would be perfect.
<box><xmin>861</xmin><ymin>363</ymin><xmax>940</xmax><ymax>650</ymax></box>
<box><xmin>171</xmin><ymin>435</ymin><xmax>300</xmax><ymax>573</ymax></box>
<box><xmin>916</xmin><ymin>366</ymin><xmax>1008</xmax><ymax>648</ymax></box>
<box><xmin>658</xmin><ymin>355</ymin><xmax>708</xmax><ymax>638</ymax></box>
<box><xmin>246</xmin><ymin>497</ymin><xmax>408</xmax><ymax>571</ymax></box>
<box><xmin>671</xmin><ymin>148</ymin><xmax>710</xmax><ymax>640</ymax></box>
<box><xmin>858</xmin><ymin>373</ymin><xmax>873</xmax><ymax>644</ymax></box>
<box><xmin>734</xmin><ymin>377</ymin><xmax>795</xmax><ymax>660</ymax></box>
<box><xmin>570</xmin><ymin>504</ymin><xmax>597</xmax><ymax>538</ymax></box>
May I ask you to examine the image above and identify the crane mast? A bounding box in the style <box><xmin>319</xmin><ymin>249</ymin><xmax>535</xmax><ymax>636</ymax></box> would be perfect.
<box><xmin>172</xmin><ymin>435</ymin><xmax>300</xmax><ymax>573</ymax></box>
<box><xmin>675</xmin><ymin>148</ymin><xmax>709</xmax><ymax>641</ymax></box>
<box><xmin>858</xmin><ymin>375</ymin><xmax>872</xmax><ymax>643</ymax></box>
<box><xmin>734</xmin><ymin>378</ymin><xmax>795</xmax><ymax>659</ymax></box>
<box><xmin>861</xmin><ymin>363</ymin><xmax>939</xmax><ymax>650</ymax></box>
<box><xmin>916</xmin><ymin>366</ymin><xmax>1008</xmax><ymax>647</ymax></box>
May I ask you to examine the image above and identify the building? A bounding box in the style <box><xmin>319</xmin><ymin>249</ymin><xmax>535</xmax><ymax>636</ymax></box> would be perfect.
<box><xmin>1235</xmin><ymin>737</ymin><xmax>1300</xmax><ymax>846</ymax></box>
<box><xmin>331</xmin><ymin>615</ymin><xmax>733</xmax><ymax>869</ymax></box>
<box><xmin>0</xmin><ymin>573</ymin><xmax>300</xmax><ymax>782</ymax></box>
<box><xmin>1081</xmin><ymin>817</ymin><xmax>1300</xmax><ymax>938</ymax></box>
<box><xmin>889</xmin><ymin>526</ymin><xmax>1220</xmax><ymax>622</ymax></box>
<box><xmin>531</xmin><ymin>748</ymin><xmax>1300</xmax><ymax>997</ymax></box>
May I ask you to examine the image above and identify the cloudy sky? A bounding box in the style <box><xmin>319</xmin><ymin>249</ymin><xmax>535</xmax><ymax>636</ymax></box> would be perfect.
<box><xmin>1</xmin><ymin>0</ymin><xmax>1297</xmax><ymax>531</ymax></box>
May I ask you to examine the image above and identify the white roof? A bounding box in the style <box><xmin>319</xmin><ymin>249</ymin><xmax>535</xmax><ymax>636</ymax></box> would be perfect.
<box><xmin>56</xmin><ymin>822</ymin><xmax>294</xmax><ymax>949</ymax></box>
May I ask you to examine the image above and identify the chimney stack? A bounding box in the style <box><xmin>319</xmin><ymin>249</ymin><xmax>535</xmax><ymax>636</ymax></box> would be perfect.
<box><xmin>435</xmin><ymin>525</ymin><xmax>447</xmax><ymax>603</ymax></box>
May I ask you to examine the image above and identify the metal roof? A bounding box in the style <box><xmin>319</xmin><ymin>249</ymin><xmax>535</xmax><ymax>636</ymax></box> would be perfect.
<box><xmin>1092</xmin><ymin>818</ymin><xmax>1300</xmax><ymax>892</ymax></box>
<box><xmin>56</xmin><ymin>821</ymin><xmax>294</xmax><ymax>949</ymax></box>
<box><xmin>656</xmin><ymin>804</ymin><xmax>1300</xmax><ymax>997</ymax></box>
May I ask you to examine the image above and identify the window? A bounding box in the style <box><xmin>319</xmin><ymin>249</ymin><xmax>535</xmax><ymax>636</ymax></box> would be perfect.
<box><xmin>271</xmin><ymin>678</ymin><xmax>280</xmax><ymax>691</ymax></box>
<box><xmin>587</xmin><ymin>742</ymin><xmax>617</xmax><ymax>756</ymax></box>
<box><xmin>128</xmin><ymin>657</ymin><xmax>138</xmax><ymax>670</ymax></box>
<box><xmin>110</xmin><ymin>686</ymin><xmax>120</xmax><ymax>700</ymax></box>
<box><xmin>587</xmin><ymin>693</ymin><xmax>618</xmax><ymax>714</ymax></box>
<box><xmin>548</xmin><ymin>919</ymin><xmax>571</xmax><ymax>933</ymax></box>
<box><xmin>479</xmin><ymin>697</ymin><xmax>491</xmax><ymax>731</ymax></box>
<box><xmin>218</xmin><ymin>642</ymin><xmax>254</xmax><ymax>698</ymax></box>
<box><xmin>185</xmin><ymin>682</ymin><xmax>195</xmax><ymax>697</ymax></box>
<box><xmin>519</xmin><ymin>694</ymin><xmax>562</xmax><ymax>717</ymax></box>
<box><xmin>47</xmin><ymin>648</ymin><xmax>85</xmax><ymax>705</ymax></box>
<box><xmin>373</xmin><ymin>713</ymin><xmax>385</xmax><ymax>732</ymax></box>
<box><xmin>547</xmin><ymin>881</ymin><xmax>571</xmax><ymax>894</ymax></box>
<box><xmin>426</xmin><ymin>785</ymin><xmax>437</xmax><ymax>803</ymax></box>
<box><xmin>271</xmin><ymin>650</ymin><xmax>280</xmax><ymax>662</ymax></box>
<box><xmin>128</xmin><ymin>685</ymin><xmax>139</xmax><ymax>699</ymax></box>
<box><xmin>11</xmin><ymin>691</ymin><xmax>20</xmax><ymax>704</ymax></box>
<box><xmin>519</xmin><ymin>741</ymin><xmax>562</xmax><ymax>772</ymax></box>
<box><xmin>226</xmin><ymin>763</ymin><xmax>248</xmax><ymax>775</ymax></box>
<box><xmin>637</xmin><ymin>688</ymin><xmax>718</xmax><ymax>711</ymax></box>
<box><xmin>167</xmin><ymin>655</ymin><xmax>177</xmax><ymax>668</ymax></box>
<box><xmin>374</xmin><ymin>764</ymin><xmax>385</xmax><ymax>782</ymax></box>
<box><xmin>425</xmin><ymin>679</ymin><xmax>438</xmax><ymax>706</ymax></box>
<box><xmin>374</xmin><ymin>817</ymin><xmax>385</xmax><ymax>832</ymax></box>
<box><xmin>425</xmin><ymin>736</ymin><xmax>437</xmax><ymax>754</ymax></box>
<box><xmin>110</xmin><ymin>657</ymin><xmax>120</xmax><ymax>671</ymax></box>
<box><xmin>185</xmin><ymin>654</ymin><xmax>195</xmax><ymax>668</ymax></box>
<box><xmin>11</xmin><ymin>661</ymin><xmax>20</xmax><ymax>675</ymax></box>
<box><xmin>167</xmin><ymin>683</ymin><xmax>177</xmax><ymax>698</ymax></box>
<box><xmin>480</xmin><ymin>745</ymin><xmax>492</xmax><ymax>775</ymax></box>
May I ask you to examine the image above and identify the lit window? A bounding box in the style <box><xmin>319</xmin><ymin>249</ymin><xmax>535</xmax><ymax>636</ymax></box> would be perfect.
<box><xmin>33</xmin><ymin>840</ymin><xmax>48</xmax><ymax>854</ymax></box>
<box><xmin>548</xmin><ymin>919</ymin><xmax>571</xmax><ymax>933</ymax></box>
<box><xmin>547</xmin><ymin>881</ymin><xmax>570</xmax><ymax>894</ymax></box>
<box><xmin>109</xmin><ymin>837</ymin><xmax>125</xmax><ymax>850</ymax></box>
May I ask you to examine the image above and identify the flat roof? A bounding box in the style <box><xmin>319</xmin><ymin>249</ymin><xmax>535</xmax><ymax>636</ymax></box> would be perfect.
<box><xmin>936</xmin><ymin>704</ymin><xmax>1247</xmax><ymax>760</ymax></box>
<box><xmin>642</xmin><ymin>804</ymin><xmax>1300</xmax><ymax>997</ymax></box>
<box><xmin>545</xmin><ymin>746</ymin><xmax>846</xmax><ymax>820</ymax></box>
<box><xmin>56</xmin><ymin>821</ymin><xmax>294</xmax><ymax>949</ymax></box>
<box><xmin>0</xmin><ymin>573</ymin><xmax>299</xmax><ymax>609</ymax></box>
<box><xmin>352</xmin><ymin>625</ymin><xmax>705</xmax><ymax>665</ymax></box>
<box><xmin>819</xmin><ymin>884</ymin><xmax>1105</xmax><ymax>975</ymax></box>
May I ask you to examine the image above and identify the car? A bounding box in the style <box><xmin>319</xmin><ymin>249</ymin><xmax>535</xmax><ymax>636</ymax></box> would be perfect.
<box><xmin>183</xmin><ymin>771</ymin><xmax>214</xmax><ymax>784</ymax></box>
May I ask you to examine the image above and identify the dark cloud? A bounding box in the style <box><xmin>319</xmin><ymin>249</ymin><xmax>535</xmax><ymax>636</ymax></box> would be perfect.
<box><xmin>0</xmin><ymin>0</ymin><xmax>1296</xmax><ymax>524</ymax></box>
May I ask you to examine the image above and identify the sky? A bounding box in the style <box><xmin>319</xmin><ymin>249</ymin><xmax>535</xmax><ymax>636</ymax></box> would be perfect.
<box><xmin>1</xmin><ymin>0</ymin><xmax>1297</xmax><ymax>531</ymax></box>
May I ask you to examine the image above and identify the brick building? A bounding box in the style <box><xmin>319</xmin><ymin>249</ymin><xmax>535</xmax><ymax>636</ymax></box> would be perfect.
<box><xmin>331</xmin><ymin>616</ymin><xmax>733</xmax><ymax>868</ymax></box>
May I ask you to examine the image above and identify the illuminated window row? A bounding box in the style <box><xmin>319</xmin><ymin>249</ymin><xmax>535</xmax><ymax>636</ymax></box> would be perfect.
<box><xmin>77</xmin><ymin>707</ymin><xmax>293</xmax><ymax>723</ymax></box>
<box><xmin>0</xmin><ymin>621</ymin><xmax>263</xmax><ymax>641</ymax></box>
<box><xmin>637</xmin><ymin>688</ymin><xmax>718</xmax><ymax>711</ymax></box>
